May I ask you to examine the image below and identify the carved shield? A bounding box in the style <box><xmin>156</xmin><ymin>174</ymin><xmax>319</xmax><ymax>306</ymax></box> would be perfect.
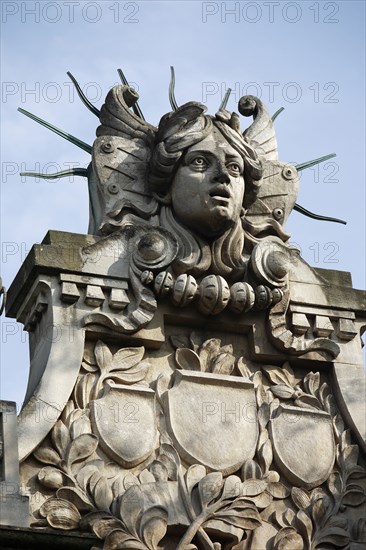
<box><xmin>167</xmin><ymin>370</ymin><xmax>258</xmax><ymax>475</ymax></box>
<box><xmin>270</xmin><ymin>404</ymin><xmax>335</xmax><ymax>488</ymax></box>
<box><xmin>90</xmin><ymin>382</ymin><xmax>157</xmax><ymax>468</ymax></box>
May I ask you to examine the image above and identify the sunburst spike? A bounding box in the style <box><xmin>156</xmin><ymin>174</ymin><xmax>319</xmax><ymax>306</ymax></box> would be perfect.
<box><xmin>295</xmin><ymin>153</ymin><xmax>336</xmax><ymax>172</ymax></box>
<box><xmin>67</xmin><ymin>72</ymin><xmax>100</xmax><ymax>117</ymax></box>
<box><xmin>271</xmin><ymin>107</ymin><xmax>284</xmax><ymax>122</ymax></box>
<box><xmin>294</xmin><ymin>203</ymin><xmax>346</xmax><ymax>225</ymax></box>
<box><xmin>219</xmin><ymin>88</ymin><xmax>232</xmax><ymax>111</ymax></box>
<box><xmin>117</xmin><ymin>68</ymin><xmax>145</xmax><ymax>120</ymax></box>
<box><xmin>20</xmin><ymin>168</ymin><xmax>88</xmax><ymax>180</ymax></box>
<box><xmin>169</xmin><ymin>66</ymin><xmax>179</xmax><ymax>111</ymax></box>
<box><xmin>18</xmin><ymin>108</ymin><xmax>92</xmax><ymax>153</ymax></box>
<box><xmin>117</xmin><ymin>67</ymin><xmax>128</xmax><ymax>85</ymax></box>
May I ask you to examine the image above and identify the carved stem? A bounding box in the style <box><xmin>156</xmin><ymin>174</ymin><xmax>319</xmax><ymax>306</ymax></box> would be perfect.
<box><xmin>177</xmin><ymin>469</ymin><xmax>215</xmax><ymax>549</ymax></box>
<box><xmin>176</xmin><ymin>512</ymin><xmax>209</xmax><ymax>550</ymax></box>
<box><xmin>196</xmin><ymin>530</ymin><xmax>216</xmax><ymax>550</ymax></box>
<box><xmin>176</xmin><ymin>499</ymin><xmax>225</xmax><ymax>549</ymax></box>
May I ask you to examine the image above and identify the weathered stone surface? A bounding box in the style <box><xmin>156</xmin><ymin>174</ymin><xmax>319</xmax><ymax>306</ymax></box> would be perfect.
<box><xmin>270</xmin><ymin>404</ymin><xmax>335</xmax><ymax>488</ymax></box>
<box><xmin>0</xmin><ymin>402</ymin><xmax>29</xmax><ymax>527</ymax></box>
<box><xmin>90</xmin><ymin>382</ymin><xmax>158</xmax><ymax>468</ymax></box>
<box><xmin>167</xmin><ymin>370</ymin><xmax>258</xmax><ymax>474</ymax></box>
<box><xmin>3</xmin><ymin>82</ymin><xmax>366</xmax><ymax>548</ymax></box>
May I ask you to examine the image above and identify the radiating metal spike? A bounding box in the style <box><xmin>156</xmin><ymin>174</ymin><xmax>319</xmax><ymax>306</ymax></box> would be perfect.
<box><xmin>117</xmin><ymin>67</ymin><xmax>128</xmax><ymax>85</ymax></box>
<box><xmin>67</xmin><ymin>72</ymin><xmax>100</xmax><ymax>117</ymax></box>
<box><xmin>219</xmin><ymin>88</ymin><xmax>232</xmax><ymax>111</ymax></box>
<box><xmin>18</xmin><ymin>108</ymin><xmax>92</xmax><ymax>153</ymax></box>
<box><xmin>271</xmin><ymin>107</ymin><xmax>284</xmax><ymax>122</ymax></box>
<box><xmin>169</xmin><ymin>66</ymin><xmax>179</xmax><ymax>111</ymax></box>
<box><xmin>295</xmin><ymin>153</ymin><xmax>336</xmax><ymax>172</ymax></box>
<box><xmin>294</xmin><ymin>203</ymin><xmax>346</xmax><ymax>225</ymax></box>
<box><xmin>20</xmin><ymin>168</ymin><xmax>88</xmax><ymax>180</ymax></box>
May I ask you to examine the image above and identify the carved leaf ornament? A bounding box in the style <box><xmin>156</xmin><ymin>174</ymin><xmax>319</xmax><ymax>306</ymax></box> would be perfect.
<box><xmin>29</xmin><ymin>338</ymin><xmax>366</xmax><ymax>549</ymax></box>
<box><xmin>15</xmin><ymin>67</ymin><xmax>365</xmax><ymax>548</ymax></box>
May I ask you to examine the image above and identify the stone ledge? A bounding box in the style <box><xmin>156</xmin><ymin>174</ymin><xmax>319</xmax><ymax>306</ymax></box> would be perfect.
<box><xmin>0</xmin><ymin>525</ymin><xmax>97</xmax><ymax>550</ymax></box>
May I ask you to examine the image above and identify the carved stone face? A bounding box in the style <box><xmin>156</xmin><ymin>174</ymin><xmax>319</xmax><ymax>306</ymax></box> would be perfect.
<box><xmin>170</xmin><ymin>127</ymin><xmax>245</xmax><ymax>237</ymax></box>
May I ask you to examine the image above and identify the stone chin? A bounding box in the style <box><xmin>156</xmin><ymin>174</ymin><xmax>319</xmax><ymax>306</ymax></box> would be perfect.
<box><xmin>175</xmin><ymin>207</ymin><xmax>238</xmax><ymax>239</ymax></box>
<box><xmin>199</xmin><ymin>194</ymin><xmax>242</xmax><ymax>236</ymax></box>
<box><xmin>205</xmin><ymin>206</ymin><xmax>238</xmax><ymax>234</ymax></box>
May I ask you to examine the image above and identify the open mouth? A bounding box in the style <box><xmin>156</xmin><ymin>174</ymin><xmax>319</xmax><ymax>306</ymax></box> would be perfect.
<box><xmin>209</xmin><ymin>187</ymin><xmax>231</xmax><ymax>201</ymax></box>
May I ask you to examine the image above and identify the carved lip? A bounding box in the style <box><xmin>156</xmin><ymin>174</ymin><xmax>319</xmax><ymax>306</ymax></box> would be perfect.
<box><xmin>209</xmin><ymin>186</ymin><xmax>231</xmax><ymax>201</ymax></box>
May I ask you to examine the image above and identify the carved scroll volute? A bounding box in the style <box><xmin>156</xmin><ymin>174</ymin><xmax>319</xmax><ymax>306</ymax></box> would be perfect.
<box><xmin>16</xmin><ymin>278</ymin><xmax>86</xmax><ymax>462</ymax></box>
<box><xmin>82</xmin><ymin>225</ymin><xmax>179</xmax><ymax>334</ymax></box>
<box><xmin>249</xmin><ymin>237</ymin><xmax>298</xmax><ymax>288</ymax></box>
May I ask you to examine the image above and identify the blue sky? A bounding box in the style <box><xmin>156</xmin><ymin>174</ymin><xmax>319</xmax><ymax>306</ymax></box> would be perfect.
<box><xmin>1</xmin><ymin>0</ymin><xmax>365</xmax><ymax>408</ymax></box>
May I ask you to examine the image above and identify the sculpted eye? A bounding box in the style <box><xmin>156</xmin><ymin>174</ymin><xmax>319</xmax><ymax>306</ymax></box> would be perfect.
<box><xmin>191</xmin><ymin>156</ymin><xmax>207</xmax><ymax>168</ymax></box>
<box><xmin>227</xmin><ymin>162</ymin><xmax>242</xmax><ymax>174</ymax></box>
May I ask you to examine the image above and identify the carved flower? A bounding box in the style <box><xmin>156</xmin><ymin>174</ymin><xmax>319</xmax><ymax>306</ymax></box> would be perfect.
<box><xmin>262</xmin><ymin>364</ymin><xmax>325</xmax><ymax>410</ymax></box>
<box><xmin>240</xmin><ymin>459</ymin><xmax>290</xmax><ymax>509</ymax></box>
<box><xmin>171</xmin><ymin>334</ymin><xmax>236</xmax><ymax>375</ymax></box>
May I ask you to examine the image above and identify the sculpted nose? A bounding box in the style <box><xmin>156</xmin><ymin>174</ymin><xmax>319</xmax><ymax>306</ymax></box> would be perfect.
<box><xmin>214</xmin><ymin>164</ymin><xmax>230</xmax><ymax>184</ymax></box>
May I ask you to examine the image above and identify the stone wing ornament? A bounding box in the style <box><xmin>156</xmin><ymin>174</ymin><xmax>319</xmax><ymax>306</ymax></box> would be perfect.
<box><xmin>240</xmin><ymin>95</ymin><xmax>300</xmax><ymax>241</ymax></box>
<box><xmin>3</xmin><ymin>67</ymin><xmax>364</xmax><ymax>550</ymax></box>
<box><xmin>89</xmin><ymin>85</ymin><xmax>159</xmax><ymax>235</ymax></box>
<box><xmin>241</xmin><ymin>95</ymin><xmax>341</xmax><ymax>240</ymax></box>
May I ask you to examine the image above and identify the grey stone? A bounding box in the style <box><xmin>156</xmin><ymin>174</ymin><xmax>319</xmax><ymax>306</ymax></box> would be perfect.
<box><xmin>0</xmin><ymin>402</ymin><xmax>29</xmax><ymax>527</ymax></box>
<box><xmin>3</xmin><ymin>83</ymin><xmax>365</xmax><ymax>548</ymax></box>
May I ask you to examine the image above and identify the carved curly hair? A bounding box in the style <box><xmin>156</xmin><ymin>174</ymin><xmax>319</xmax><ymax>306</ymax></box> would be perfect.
<box><xmin>149</xmin><ymin>102</ymin><xmax>263</xmax><ymax>209</ymax></box>
<box><xmin>148</xmin><ymin>103</ymin><xmax>264</xmax><ymax>280</ymax></box>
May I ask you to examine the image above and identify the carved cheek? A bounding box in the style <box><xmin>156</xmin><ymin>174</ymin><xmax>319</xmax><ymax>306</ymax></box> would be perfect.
<box><xmin>171</xmin><ymin>172</ymin><xmax>204</xmax><ymax>221</ymax></box>
<box><xmin>233</xmin><ymin>177</ymin><xmax>245</xmax><ymax>207</ymax></box>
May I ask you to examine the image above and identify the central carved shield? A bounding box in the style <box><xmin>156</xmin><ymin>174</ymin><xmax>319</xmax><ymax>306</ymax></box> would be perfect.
<box><xmin>90</xmin><ymin>382</ymin><xmax>157</xmax><ymax>468</ymax></box>
<box><xmin>167</xmin><ymin>370</ymin><xmax>258</xmax><ymax>474</ymax></box>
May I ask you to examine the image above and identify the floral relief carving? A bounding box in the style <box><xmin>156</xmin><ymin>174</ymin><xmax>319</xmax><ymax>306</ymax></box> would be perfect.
<box><xmin>171</xmin><ymin>333</ymin><xmax>236</xmax><ymax>376</ymax></box>
<box><xmin>238</xmin><ymin>360</ymin><xmax>366</xmax><ymax>549</ymax></box>
<box><xmin>9</xmin><ymin>68</ymin><xmax>364</xmax><ymax>548</ymax></box>
<box><xmin>28</xmin><ymin>338</ymin><xmax>365</xmax><ymax>549</ymax></box>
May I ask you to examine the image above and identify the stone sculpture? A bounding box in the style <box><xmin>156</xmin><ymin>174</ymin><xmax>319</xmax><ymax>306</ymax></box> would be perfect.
<box><xmin>1</xmin><ymin>69</ymin><xmax>365</xmax><ymax>549</ymax></box>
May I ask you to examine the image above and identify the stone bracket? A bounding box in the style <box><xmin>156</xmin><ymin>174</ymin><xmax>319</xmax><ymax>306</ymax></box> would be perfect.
<box><xmin>290</xmin><ymin>303</ymin><xmax>358</xmax><ymax>342</ymax></box>
<box><xmin>23</xmin><ymin>292</ymin><xmax>48</xmax><ymax>332</ymax></box>
<box><xmin>59</xmin><ymin>273</ymin><xmax>130</xmax><ymax>311</ymax></box>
